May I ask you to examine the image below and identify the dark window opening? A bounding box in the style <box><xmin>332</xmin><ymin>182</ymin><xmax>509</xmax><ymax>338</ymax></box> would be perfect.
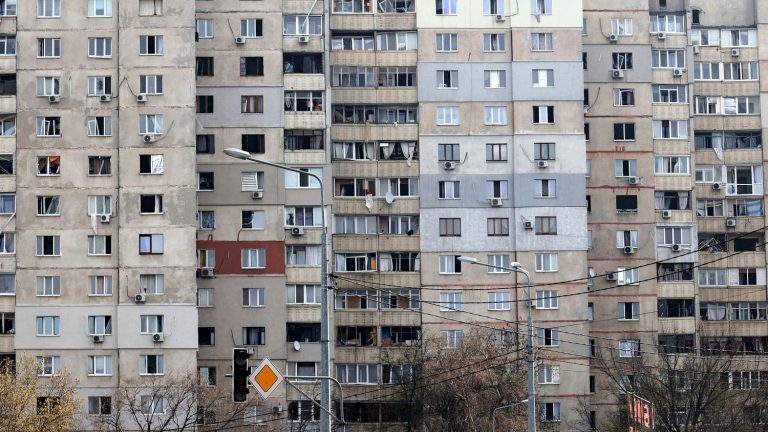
<box><xmin>239</xmin><ymin>57</ymin><xmax>264</xmax><ymax>76</ymax></box>
<box><xmin>284</xmin><ymin>130</ymin><xmax>324</xmax><ymax>150</ymax></box>
<box><xmin>241</xmin><ymin>134</ymin><xmax>265</xmax><ymax>153</ymax></box>
<box><xmin>657</xmin><ymin>299</ymin><xmax>694</xmax><ymax>318</ymax></box>
<box><xmin>287</xmin><ymin>323</ymin><xmax>321</xmax><ymax>343</ymax></box>
<box><xmin>196</xmin><ymin>57</ymin><xmax>214</xmax><ymax>76</ymax></box>
<box><xmin>284</xmin><ymin>53</ymin><xmax>323</xmax><ymax>74</ymax></box>
<box><xmin>616</xmin><ymin>195</ymin><xmax>638</xmax><ymax>212</ymax></box>
<box><xmin>196</xmin><ymin>135</ymin><xmax>215</xmax><ymax>154</ymax></box>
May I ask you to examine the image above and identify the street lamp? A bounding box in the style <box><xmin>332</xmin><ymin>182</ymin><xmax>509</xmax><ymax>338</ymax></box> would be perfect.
<box><xmin>492</xmin><ymin>399</ymin><xmax>528</xmax><ymax>432</ymax></box>
<box><xmin>224</xmin><ymin>148</ymin><xmax>332</xmax><ymax>432</ymax></box>
<box><xmin>457</xmin><ymin>255</ymin><xmax>536</xmax><ymax>432</ymax></box>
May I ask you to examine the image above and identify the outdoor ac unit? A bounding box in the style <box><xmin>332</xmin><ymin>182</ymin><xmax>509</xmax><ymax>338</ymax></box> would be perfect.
<box><xmin>671</xmin><ymin>244</ymin><xmax>682</xmax><ymax>252</ymax></box>
<box><xmin>523</xmin><ymin>221</ymin><xmax>534</xmax><ymax>230</ymax></box>
<box><xmin>143</xmin><ymin>134</ymin><xmax>155</xmax><ymax>143</ymax></box>
<box><xmin>298</xmin><ymin>36</ymin><xmax>310</xmax><ymax>43</ymax></box>
<box><xmin>443</xmin><ymin>161</ymin><xmax>457</xmax><ymax>170</ymax></box>
<box><xmin>495</xmin><ymin>14</ymin><xmax>505</xmax><ymax>22</ymax></box>
<box><xmin>673</xmin><ymin>68</ymin><xmax>685</xmax><ymax>77</ymax></box>
<box><xmin>726</xmin><ymin>218</ymin><xmax>737</xmax><ymax>227</ymax></box>
<box><xmin>134</xmin><ymin>293</ymin><xmax>147</xmax><ymax>303</ymax></box>
<box><xmin>662</xmin><ymin>210</ymin><xmax>672</xmax><ymax>219</ymax></box>
<box><xmin>235</xmin><ymin>36</ymin><xmax>246</xmax><ymax>45</ymax></box>
<box><xmin>609</xmin><ymin>34</ymin><xmax>619</xmax><ymax>43</ymax></box>
<box><xmin>611</xmin><ymin>69</ymin><xmax>624</xmax><ymax>79</ymax></box>
<box><xmin>93</xmin><ymin>335</ymin><xmax>105</xmax><ymax>343</ymax></box>
<box><xmin>712</xmin><ymin>183</ymin><xmax>722</xmax><ymax>191</ymax></box>
<box><xmin>606</xmin><ymin>273</ymin><xmax>616</xmax><ymax>281</ymax></box>
<box><xmin>490</xmin><ymin>198</ymin><xmax>503</xmax><ymax>207</ymax></box>
<box><xmin>693</xmin><ymin>45</ymin><xmax>701</xmax><ymax>55</ymax></box>
<box><xmin>537</xmin><ymin>160</ymin><xmax>549</xmax><ymax>168</ymax></box>
<box><xmin>623</xmin><ymin>246</ymin><xmax>634</xmax><ymax>255</ymax></box>
<box><xmin>99</xmin><ymin>94</ymin><xmax>111</xmax><ymax>102</ymax></box>
<box><xmin>272</xmin><ymin>405</ymin><xmax>282</xmax><ymax>414</ymax></box>
<box><xmin>246</xmin><ymin>347</ymin><xmax>257</xmax><ymax>355</ymax></box>
<box><xmin>291</xmin><ymin>227</ymin><xmax>304</xmax><ymax>236</ymax></box>
<box><xmin>657</xmin><ymin>32</ymin><xmax>666</xmax><ymax>40</ymax></box>
<box><xmin>152</xmin><ymin>333</ymin><xmax>164</xmax><ymax>343</ymax></box>
<box><xmin>198</xmin><ymin>268</ymin><xmax>214</xmax><ymax>278</ymax></box>
<box><xmin>628</xmin><ymin>176</ymin><xmax>640</xmax><ymax>185</ymax></box>
<box><xmin>136</xmin><ymin>93</ymin><xmax>147</xmax><ymax>102</ymax></box>
<box><xmin>731</xmin><ymin>48</ymin><xmax>740</xmax><ymax>57</ymax></box>
<box><xmin>99</xmin><ymin>214</ymin><xmax>111</xmax><ymax>224</ymax></box>
<box><xmin>251</xmin><ymin>191</ymin><xmax>263</xmax><ymax>199</ymax></box>
<box><xmin>48</xmin><ymin>95</ymin><xmax>60</xmax><ymax>103</ymax></box>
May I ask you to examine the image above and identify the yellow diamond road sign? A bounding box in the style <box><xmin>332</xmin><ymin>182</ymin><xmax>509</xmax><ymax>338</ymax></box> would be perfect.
<box><xmin>249</xmin><ymin>358</ymin><xmax>283</xmax><ymax>399</ymax></box>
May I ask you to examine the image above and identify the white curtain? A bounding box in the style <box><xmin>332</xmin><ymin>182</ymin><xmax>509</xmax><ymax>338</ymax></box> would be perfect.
<box><xmin>678</xmin><ymin>192</ymin><xmax>689</xmax><ymax>210</ymax></box>
<box><xmin>380</xmin><ymin>143</ymin><xmax>392</xmax><ymax>160</ymax></box>
<box><xmin>306</xmin><ymin>246</ymin><xmax>321</xmax><ymax>266</ymax></box>
<box><xmin>379</xmin><ymin>253</ymin><xmax>392</xmax><ymax>272</ymax></box>
<box><xmin>654</xmin><ymin>192</ymin><xmax>664</xmax><ymax>209</ymax></box>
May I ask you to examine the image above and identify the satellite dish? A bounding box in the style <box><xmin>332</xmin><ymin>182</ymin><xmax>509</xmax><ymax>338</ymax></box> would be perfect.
<box><xmin>293</xmin><ymin>340</ymin><xmax>301</xmax><ymax>351</ymax></box>
<box><xmin>385</xmin><ymin>191</ymin><xmax>395</xmax><ymax>204</ymax></box>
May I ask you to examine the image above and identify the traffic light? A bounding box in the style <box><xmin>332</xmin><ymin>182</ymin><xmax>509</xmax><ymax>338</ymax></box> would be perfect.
<box><xmin>232</xmin><ymin>348</ymin><xmax>250</xmax><ymax>402</ymax></box>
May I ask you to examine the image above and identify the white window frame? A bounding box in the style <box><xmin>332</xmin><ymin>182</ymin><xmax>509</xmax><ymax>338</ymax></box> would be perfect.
<box><xmin>139</xmin><ymin>315</ymin><xmax>163</xmax><ymax>334</ymax></box>
<box><xmin>37</xmin><ymin>0</ymin><xmax>60</xmax><ymax>17</ymax></box>
<box><xmin>196</xmin><ymin>19</ymin><xmax>213</xmax><ymax>38</ymax></box>
<box><xmin>487</xmin><ymin>291</ymin><xmax>511</xmax><ymax>310</ymax></box>
<box><xmin>88</xmin><ymin>37</ymin><xmax>113</xmax><ymax>58</ymax></box>
<box><xmin>241</xmin><ymin>248</ymin><xmax>266</xmax><ymax>269</ymax></box>
<box><xmin>610</xmin><ymin>18</ymin><xmax>633</xmax><ymax>36</ymax></box>
<box><xmin>36</xmin><ymin>276</ymin><xmax>61</xmax><ymax>296</ymax></box>
<box><xmin>531</xmin><ymin>32</ymin><xmax>553</xmax><ymax>51</ymax></box>
<box><xmin>88</xmin><ymin>355</ymin><xmax>113</xmax><ymax>376</ymax></box>
<box><xmin>88</xmin><ymin>0</ymin><xmax>112</xmax><ymax>17</ymax></box>
<box><xmin>535</xmin><ymin>253</ymin><xmax>558</xmax><ymax>272</ymax></box>
<box><xmin>139</xmin><ymin>114</ymin><xmax>164</xmax><ymax>135</ymax></box>
<box><xmin>617</xmin><ymin>267</ymin><xmax>640</xmax><ymax>285</ymax></box>
<box><xmin>140</xmin><ymin>354</ymin><xmax>164</xmax><ymax>375</ymax></box>
<box><xmin>36</xmin><ymin>77</ymin><xmax>60</xmax><ymax>97</ymax></box>
<box><xmin>139</xmin><ymin>35</ymin><xmax>164</xmax><ymax>55</ymax></box>
<box><xmin>140</xmin><ymin>274</ymin><xmax>164</xmax><ymax>295</ymax></box>
<box><xmin>197</xmin><ymin>288</ymin><xmax>214</xmax><ymax>307</ymax></box>
<box><xmin>436</xmin><ymin>107</ymin><xmax>460</xmax><ymax>125</ymax></box>
<box><xmin>535</xmin><ymin>290</ymin><xmax>559</xmax><ymax>309</ymax></box>
<box><xmin>484</xmin><ymin>106</ymin><xmax>508</xmax><ymax>125</ymax></box>
<box><xmin>88</xmin><ymin>275</ymin><xmax>113</xmax><ymax>296</ymax></box>
<box><xmin>439</xmin><ymin>292</ymin><xmax>462</xmax><ymax>311</ymax></box>
<box><xmin>435</xmin><ymin>33</ymin><xmax>457</xmax><ymax>52</ymax></box>
<box><xmin>36</xmin><ymin>356</ymin><xmax>60</xmax><ymax>376</ymax></box>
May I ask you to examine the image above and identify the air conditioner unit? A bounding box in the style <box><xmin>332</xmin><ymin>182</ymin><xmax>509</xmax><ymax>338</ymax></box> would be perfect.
<box><xmin>251</xmin><ymin>191</ymin><xmax>263</xmax><ymax>199</ymax></box>
<box><xmin>298</xmin><ymin>36</ymin><xmax>310</xmax><ymax>43</ymax></box>
<box><xmin>623</xmin><ymin>246</ymin><xmax>635</xmax><ymax>255</ymax></box>
<box><xmin>537</xmin><ymin>160</ymin><xmax>549</xmax><ymax>168</ymax></box>
<box><xmin>143</xmin><ymin>134</ymin><xmax>155</xmax><ymax>143</ymax></box>
<box><xmin>726</xmin><ymin>218</ymin><xmax>737</xmax><ymax>227</ymax></box>
<box><xmin>731</xmin><ymin>48</ymin><xmax>740</xmax><ymax>57</ymax></box>
<box><xmin>48</xmin><ymin>95</ymin><xmax>60</xmax><ymax>103</ymax></box>
<box><xmin>495</xmin><ymin>14</ymin><xmax>505</xmax><ymax>22</ymax></box>
<box><xmin>672</xmin><ymin>68</ymin><xmax>685</xmax><ymax>77</ymax></box>
<box><xmin>712</xmin><ymin>183</ymin><xmax>722</xmax><ymax>191</ymax></box>
<box><xmin>628</xmin><ymin>176</ymin><xmax>640</xmax><ymax>185</ymax></box>
<box><xmin>136</xmin><ymin>93</ymin><xmax>147</xmax><ymax>103</ymax></box>
<box><xmin>291</xmin><ymin>227</ymin><xmax>305</xmax><ymax>236</ymax></box>
<box><xmin>606</xmin><ymin>273</ymin><xmax>616</xmax><ymax>281</ymax></box>
<box><xmin>490</xmin><ymin>198</ymin><xmax>503</xmax><ymax>207</ymax></box>
<box><xmin>657</xmin><ymin>32</ymin><xmax>666</xmax><ymax>40</ymax></box>
<box><xmin>246</xmin><ymin>347</ymin><xmax>256</xmax><ymax>355</ymax></box>
<box><xmin>693</xmin><ymin>45</ymin><xmax>701</xmax><ymax>55</ymax></box>
<box><xmin>662</xmin><ymin>210</ymin><xmax>672</xmax><ymax>219</ymax></box>
<box><xmin>235</xmin><ymin>36</ymin><xmax>246</xmax><ymax>45</ymax></box>
<box><xmin>93</xmin><ymin>335</ymin><xmax>105</xmax><ymax>343</ymax></box>
<box><xmin>523</xmin><ymin>220</ymin><xmax>534</xmax><ymax>230</ymax></box>
<box><xmin>134</xmin><ymin>293</ymin><xmax>147</xmax><ymax>303</ymax></box>
<box><xmin>272</xmin><ymin>405</ymin><xmax>282</xmax><ymax>414</ymax></box>
<box><xmin>99</xmin><ymin>94</ymin><xmax>111</xmax><ymax>102</ymax></box>
<box><xmin>198</xmin><ymin>268</ymin><xmax>214</xmax><ymax>278</ymax></box>
<box><xmin>99</xmin><ymin>214</ymin><xmax>111</xmax><ymax>224</ymax></box>
<box><xmin>609</xmin><ymin>34</ymin><xmax>619</xmax><ymax>43</ymax></box>
<box><xmin>152</xmin><ymin>333</ymin><xmax>164</xmax><ymax>343</ymax></box>
<box><xmin>671</xmin><ymin>244</ymin><xmax>682</xmax><ymax>252</ymax></box>
<box><xmin>611</xmin><ymin>69</ymin><xmax>624</xmax><ymax>79</ymax></box>
<box><xmin>443</xmin><ymin>161</ymin><xmax>457</xmax><ymax>170</ymax></box>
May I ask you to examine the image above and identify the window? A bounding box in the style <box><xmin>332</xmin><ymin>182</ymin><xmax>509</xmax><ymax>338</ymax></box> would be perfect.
<box><xmin>88</xmin><ymin>235</ymin><xmax>112</xmax><ymax>256</ymax></box>
<box><xmin>535</xmin><ymin>253</ymin><xmax>558</xmax><ymax>272</ymax></box>
<box><xmin>36</xmin><ymin>196</ymin><xmax>59</xmax><ymax>216</ymax></box>
<box><xmin>535</xmin><ymin>179</ymin><xmax>556</xmax><ymax>197</ymax></box>
<box><xmin>287</xmin><ymin>284</ymin><xmax>319</xmax><ymax>304</ymax></box>
<box><xmin>36</xmin><ymin>236</ymin><xmax>60</xmax><ymax>256</ymax></box>
<box><xmin>36</xmin><ymin>316</ymin><xmax>60</xmax><ymax>336</ymax></box>
<box><xmin>696</xmin><ymin>199</ymin><xmax>724</xmax><ymax>217</ymax></box>
<box><xmin>240</xmin><ymin>18</ymin><xmax>263</xmax><ymax>38</ymax></box>
<box><xmin>534</xmin><ymin>143</ymin><xmax>555</xmax><ymax>160</ymax></box>
<box><xmin>140</xmin><ymin>315</ymin><xmax>163</xmax><ymax>334</ymax></box>
<box><xmin>139</xmin><ymin>155</ymin><xmax>164</xmax><ymax>174</ymax></box>
<box><xmin>87</xmin><ymin>116</ymin><xmax>112</xmax><ymax>137</ymax></box>
<box><xmin>285</xmin><ymin>168</ymin><xmax>322</xmax><ymax>189</ymax></box>
<box><xmin>487</xmin><ymin>218</ymin><xmax>509</xmax><ymax>236</ymax></box>
<box><xmin>196</xmin><ymin>19</ymin><xmax>213</xmax><ymax>38</ymax></box>
<box><xmin>650</xmin><ymin>14</ymin><xmax>685</xmax><ymax>33</ymax></box>
<box><xmin>657</xmin><ymin>263</ymin><xmax>694</xmax><ymax>282</ymax></box>
<box><xmin>653</xmin><ymin>120</ymin><xmax>688</xmax><ymax>139</ymax></box>
<box><xmin>441</xmin><ymin>330</ymin><xmax>463</xmax><ymax>348</ymax></box>
<box><xmin>88</xmin><ymin>315</ymin><xmax>112</xmax><ymax>335</ymax></box>
<box><xmin>652</xmin><ymin>50</ymin><xmax>685</xmax><ymax>68</ymax></box>
<box><xmin>618</xmin><ymin>302</ymin><xmax>640</xmax><ymax>320</ymax></box>
<box><xmin>619</xmin><ymin>339</ymin><xmax>640</xmax><ymax>357</ymax></box>
<box><xmin>536</xmin><ymin>290</ymin><xmax>558</xmax><ymax>309</ymax></box>
<box><xmin>241</xmin><ymin>95</ymin><xmax>264</xmax><ymax>113</ymax></box>
<box><xmin>693</xmin><ymin>62</ymin><xmax>720</xmax><ymax>80</ymax></box>
<box><xmin>333</xmin><ymin>0</ymin><xmax>373</xmax><ymax>12</ymax></box>
<box><xmin>483</xmin><ymin>0</ymin><xmax>503</xmax><ymax>14</ymax></box>
<box><xmin>138</xmin><ymin>0</ymin><xmax>162</xmax><ymax>15</ymax></box>
<box><xmin>738</xmin><ymin>268</ymin><xmax>757</xmax><ymax>286</ymax></box>
<box><xmin>88</xmin><ymin>37</ymin><xmax>112</xmax><ymax>58</ymax></box>
<box><xmin>242</xmin><ymin>210</ymin><xmax>266</xmax><ymax>229</ymax></box>
<box><xmin>435</xmin><ymin>33</ymin><xmax>457</xmax><ymax>52</ymax></box>
<box><xmin>139</xmin><ymin>114</ymin><xmax>163</xmax><ymax>135</ymax></box>
<box><xmin>36</xmin><ymin>77</ymin><xmax>60</xmax><ymax>97</ymax></box>
<box><xmin>488</xmin><ymin>292</ymin><xmax>510</xmax><ymax>310</ymax></box>
<box><xmin>652</xmin><ymin>84</ymin><xmax>687</xmax><ymax>103</ymax></box>
<box><xmin>88</xmin><ymin>76</ymin><xmax>112</xmax><ymax>96</ymax></box>
<box><xmin>195</xmin><ymin>135</ymin><xmax>215</xmax><ymax>155</ymax></box>
<box><xmin>724</xmin><ymin>62</ymin><xmax>759</xmax><ymax>81</ymax></box>
<box><xmin>613</xmin><ymin>123</ymin><xmax>636</xmax><ymax>141</ymax></box>
<box><xmin>537</xmin><ymin>328</ymin><xmax>559</xmax><ymax>346</ymax></box>
<box><xmin>533</xmin><ymin>106</ymin><xmax>555</xmax><ymax>124</ymax></box>
<box><xmin>241</xmin><ymin>288</ymin><xmax>266</xmax><ymax>308</ymax></box>
<box><xmin>616</xmin><ymin>195</ymin><xmax>638</xmax><ymax>213</ymax></box>
<box><xmin>723</xmin><ymin>96</ymin><xmax>760</xmax><ymax>115</ymax></box>
<box><xmin>197</xmin><ymin>367</ymin><xmax>216</xmax><ymax>387</ymax></box>
<box><xmin>198</xmin><ymin>327</ymin><xmax>215</xmax><ymax>346</ymax></box>
<box><xmin>140</xmin><ymin>274</ymin><xmax>164</xmax><ymax>295</ymax></box>
<box><xmin>140</xmin><ymin>396</ymin><xmax>164</xmax><ymax>415</ymax></box>
<box><xmin>611</xmin><ymin>18</ymin><xmax>633</xmax><ymax>35</ymax></box>
<box><xmin>486</xmin><ymin>180</ymin><xmax>508</xmax><ymax>199</ymax></box>
<box><xmin>198</xmin><ymin>250</ymin><xmax>216</xmax><ymax>269</ymax></box>
<box><xmin>439</xmin><ymin>255</ymin><xmax>462</xmax><ymax>274</ymax></box>
<box><xmin>483</xmin><ymin>33</ymin><xmax>505</xmax><ymax>52</ymax></box>
<box><xmin>535</xmin><ymin>216</ymin><xmax>557</xmax><ymax>235</ymax></box>
<box><xmin>615</xmin><ymin>160</ymin><xmax>637</xmax><ymax>177</ymax></box>
<box><xmin>88</xmin><ymin>396</ymin><xmax>111</xmax><ymax>416</ymax></box>
<box><xmin>88</xmin><ymin>275</ymin><xmax>112</xmax><ymax>296</ymax></box>
<box><xmin>658</xmin><ymin>299</ymin><xmax>693</xmax><ymax>318</ymax></box>
<box><xmin>196</xmin><ymin>57</ymin><xmax>214</xmax><ymax>76</ymax></box>
<box><xmin>486</xmin><ymin>143</ymin><xmax>507</xmax><ymax>161</ymax></box>
<box><xmin>36</xmin><ymin>117</ymin><xmax>61</xmax><ymax>137</ymax></box>
<box><xmin>140</xmin><ymin>354</ymin><xmax>164</xmax><ymax>375</ymax></box>
<box><xmin>0</xmin><ymin>118</ymin><xmax>14</xmax><ymax>137</ymax></box>
<box><xmin>34</xmin><ymin>276</ymin><xmax>59</xmax><ymax>297</ymax></box>
<box><xmin>654</xmin><ymin>155</ymin><xmax>690</xmax><ymax>174</ymax></box>
<box><xmin>437</xmin><ymin>143</ymin><xmax>460</xmax><ymax>162</ymax></box>
<box><xmin>612</xmin><ymin>52</ymin><xmax>633</xmax><ymax>70</ymax></box>
<box><xmin>436</xmin><ymin>70</ymin><xmax>457</xmax><ymax>89</ymax></box>
<box><xmin>196</xmin><ymin>96</ymin><xmax>213</xmax><ymax>114</ymax></box>
<box><xmin>284</xmin><ymin>14</ymin><xmax>322</xmax><ymax>35</ymax></box>
<box><xmin>439</xmin><ymin>292</ymin><xmax>462</xmax><ymax>311</ymax></box>
<box><xmin>538</xmin><ymin>365</ymin><xmax>560</xmax><ymax>384</ymax></box>
<box><xmin>0</xmin><ymin>232</ymin><xmax>13</xmax><ymax>254</ymax></box>
<box><xmin>435</xmin><ymin>0</ymin><xmax>456</xmax><ymax>15</ymax></box>
<box><xmin>197</xmin><ymin>288</ymin><xmax>214</xmax><ymax>307</ymax></box>
<box><xmin>439</xmin><ymin>218</ymin><xmax>461</xmax><ymax>237</ymax></box>
<box><xmin>238</xmin><ymin>57</ymin><xmax>265</xmax><ymax>78</ymax></box>
<box><xmin>531</xmin><ymin>69</ymin><xmax>553</xmax><ymax>88</ymax></box>
<box><xmin>436</xmin><ymin>107</ymin><xmax>459</xmax><ymax>125</ymax></box>
<box><xmin>617</xmin><ymin>267</ymin><xmax>639</xmax><ymax>285</ymax></box>
<box><xmin>286</xmin><ymin>245</ymin><xmax>321</xmax><ymax>266</ymax></box>
<box><xmin>613</xmin><ymin>89</ymin><xmax>635</xmax><ymax>106</ymax></box>
<box><xmin>337</xmin><ymin>364</ymin><xmax>377</xmax><ymax>384</ymax></box>
<box><xmin>88</xmin><ymin>355</ymin><xmax>112</xmax><ymax>376</ymax></box>
<box><xmin>87</xmin><ymin>156</ymin><xmax>111</xmax><ymax>176</ymax></box>
<box><xmin>241</xmin><ymin>248</ymin><xmax>266</xmax><ymax>269</ymax></box>
<box><xmin>480</xmin><ymin>71</ymin><xmax>507</xmax><ymax>90</ymax></box>
<box><xmin>38</xmin><ymin>0</ymin><xmax>60</xmax><ymax>17</ymax></box>
<box><xmin>726</xmin><ymin>166</ymin><xmax>762</xmax><ymax>195</ymax></box>
<box><xmin>616</xmin><ymin>230</ymin><xmax>638</xmax><ymax>249</ymax></box>
<box><xmin>138</xmin><ymin>234</ymin><xmax>164</xmax><ymax>254</ymax></box>
<box><xmin>531</xmin><ymin>33</ymin><xmax>553</xmax><ymax>51</ymax></box>
<box><xmin>532</xmin><ymin>0</ymin><xmax>552</xmax><ymax>15</ymax></box>
<box><xmin>725</xmin><ymin>29</ymin><xmax>757</xmax><ymax>47</ymax></box>
<box><xmin>38</xmin><ymin>38</ymin><xmax>61</xmax><ymax>58</ymax></box>
<box><xmin>484</xmin><ymin>107</ymin><xmax>507</xmax><ymax>125</ymax></box>
<box><xmin>140</xmin><ymin>75</ymin><xmax>163</xmax><ymax>95</ymax></box>
<box><xmin>691</xmin><ymin>29</ymin><xmax>718</xmax><ymax>46</ymax></box>
<box><xmin>36</xmin><ymin>356</ymin><xmax>60</xmax><ymax>376</ymax></box>
<box><xmin>241</xmin><ymin>134</ymin><xmax>265</xmax><ymax>154</ymax></box>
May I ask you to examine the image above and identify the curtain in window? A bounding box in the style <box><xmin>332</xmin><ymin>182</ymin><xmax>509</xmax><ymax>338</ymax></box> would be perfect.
<box><xmin>380</xmin><ymin>143</ymin><xmax>393</xmax><ymax>160</ymax></box>
<box><xmin>678</xmin><ymin>192</ymin><xmax>689</xmax><ymax>210</ymax></box>
<box><xmin>379</xmin><ymin>253</ymin><xmax>392</xmax><ymax>272</ymax></box>
<box><xmin>654</xmin><ymin>192</ymin><xmax>664</xmax><ymax>209</ymax></box>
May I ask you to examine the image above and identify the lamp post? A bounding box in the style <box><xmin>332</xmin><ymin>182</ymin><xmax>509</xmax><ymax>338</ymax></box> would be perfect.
<box><xmin>224</xmin><ymin>148</ymin><xmax>332</xmax><ymax>432</ymax></box>
<box><xmin>492</xmin><ymin>399</ymin><xmax>528</xmax><ymax>432</ymax></box>
<box><xmin>457</xmin><ymin>256</ymin><xmax>536</xmax><ymax>432</ymax></box>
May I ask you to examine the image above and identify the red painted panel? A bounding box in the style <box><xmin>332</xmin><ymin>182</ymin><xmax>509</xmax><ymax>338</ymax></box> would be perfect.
<box><xmin>196</xmin><ymin>240</ymin><xmax>285</xmax><ymax>275</ymax></box>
